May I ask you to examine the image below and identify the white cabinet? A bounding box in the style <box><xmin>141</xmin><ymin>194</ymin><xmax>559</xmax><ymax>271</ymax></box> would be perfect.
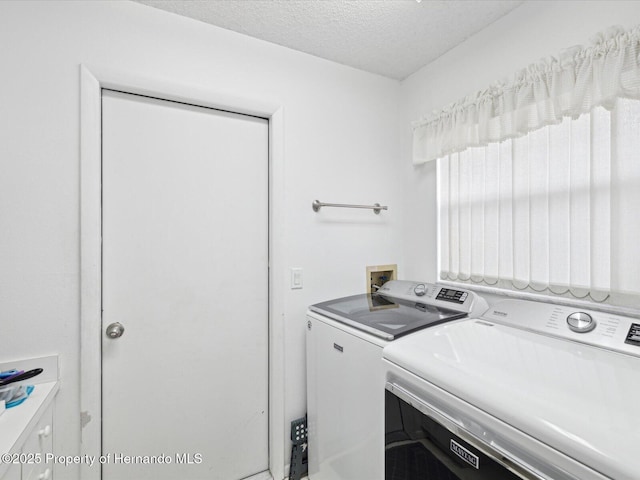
<box><xmin>0</xmin><ymin>403</ymin><xmax>54</xmax><ymax>480</ymax></box>
<box><xmin>0</xmin><ymin>357</ymin><xmax>58</xmax><ymax>480</ymax></box>
<box><xmin>20</xmin><ymin>404</ymin><xmax>53</xmax><ymax>480</ymax></box>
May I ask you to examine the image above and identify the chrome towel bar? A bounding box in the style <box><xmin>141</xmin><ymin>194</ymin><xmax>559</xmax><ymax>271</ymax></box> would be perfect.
<box><xmin>312</xmin><ymin>199</ymin><xmax>388</xmax><ymax>215</ymax></box>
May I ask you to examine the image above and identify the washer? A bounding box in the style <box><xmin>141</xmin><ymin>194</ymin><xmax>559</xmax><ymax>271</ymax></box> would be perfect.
<box><xmin>383</xmin><ymin>297</ymin><xmax>640</xmax><ymax>480</ymax></box>
<box><xmin>306</xmin><ymin>280</ymin><xmax>488</xmax><ymax>480</ymax></box>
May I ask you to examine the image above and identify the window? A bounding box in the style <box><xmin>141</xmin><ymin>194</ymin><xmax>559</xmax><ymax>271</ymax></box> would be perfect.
<box><xmin>438</xmin><ymin>98</ymin><xmax>640</xmax><ymax>306</ymax></box>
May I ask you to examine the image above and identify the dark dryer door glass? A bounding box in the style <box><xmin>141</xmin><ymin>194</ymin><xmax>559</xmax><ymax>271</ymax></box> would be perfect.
<box><xmin>385</xmin><ymin>391</ymin><xmax>525</xmax><ymax>480</ymax></box>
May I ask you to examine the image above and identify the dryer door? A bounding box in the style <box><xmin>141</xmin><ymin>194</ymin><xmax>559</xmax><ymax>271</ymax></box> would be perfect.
<box><xmin>385</xmin><ymin>385</ymin><xmax>543</xmax><ymax>480</ymax></box>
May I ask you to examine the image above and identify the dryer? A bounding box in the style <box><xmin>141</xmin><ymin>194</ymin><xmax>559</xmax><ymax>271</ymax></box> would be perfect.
<box><xmin>383</xmin><ymin>298</ymin><xmax>640</xmax><ymax>480</ymax></box>
<box><xmin>306</xmin><ymin>280</ymin><xmax>487</xmax><ymax>480</ymax></box>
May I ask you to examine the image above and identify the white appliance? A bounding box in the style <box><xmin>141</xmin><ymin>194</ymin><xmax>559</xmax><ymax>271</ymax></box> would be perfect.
<box><xmin>306</xmin><ymin>280</ymin><xmax>488</xmax><ymax>480</ymax></box>
<box><xmin>383</xmin><ymin>297</ymin><xmax>640</xmax><ymax>480</ymax></box>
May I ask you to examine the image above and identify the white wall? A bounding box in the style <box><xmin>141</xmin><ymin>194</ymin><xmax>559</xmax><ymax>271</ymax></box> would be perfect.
<box><xmin>400</xmin><ymin>0</ymin><xmax>640</xmax><ymax>282</ymax></box>
<box><xmin>8</xmin><ymin>1</ymin><xmax>638</xmax><ymax>477</ymax></box>
<box><xmin>0</xmin><ymin>2</ymin><xmax>403</xmax><ymax>478</ymax></box>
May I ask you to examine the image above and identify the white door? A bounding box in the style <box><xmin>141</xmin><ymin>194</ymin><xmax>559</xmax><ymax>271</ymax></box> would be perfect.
<box><xmin>101</xmin><ymin>90</ymin><xmax>269</xmax><ymax>480</ymax></box>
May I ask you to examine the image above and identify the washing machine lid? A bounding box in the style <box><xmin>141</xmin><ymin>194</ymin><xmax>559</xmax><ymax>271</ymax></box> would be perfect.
<box><xmin>309</xmin><ymin>293</ymin><xmax>467</xmax><ymax>340</ymax></box>
<box><xmin>383</xmin><ymin>318</ymin><xmax>640</xmax><ymax>480</ymax></box>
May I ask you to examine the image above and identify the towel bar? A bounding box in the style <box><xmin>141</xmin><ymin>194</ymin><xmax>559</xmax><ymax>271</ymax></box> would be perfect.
<box><xmin>312</xmin><ymin>199</ymin><xmax>388</xmax><ymax>215</ymax></box>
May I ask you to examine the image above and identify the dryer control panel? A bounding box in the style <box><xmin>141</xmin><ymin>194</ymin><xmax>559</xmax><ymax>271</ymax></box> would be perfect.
<box><xmin>483</xmin><ymin>299</ymin><xmax>640</xmax><ymax>358</ymax></box>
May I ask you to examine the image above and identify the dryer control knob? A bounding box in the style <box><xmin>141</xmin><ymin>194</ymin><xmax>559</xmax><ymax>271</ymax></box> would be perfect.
<box><xmin>567</xmin><ymin>312</ymin><xmax>596</xmax><ymax>333</ymax></box>
<box><xmin>414</xmin><ymin>284</ymin><xmax>427</xmax><ymax>296</ymax></box>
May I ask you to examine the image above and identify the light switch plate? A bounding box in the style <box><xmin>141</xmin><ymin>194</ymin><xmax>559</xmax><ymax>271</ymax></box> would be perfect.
<box><xmin>291</xmin><ymin>268</ymin><xmax>303</xmax><ymax>289</ymax></box>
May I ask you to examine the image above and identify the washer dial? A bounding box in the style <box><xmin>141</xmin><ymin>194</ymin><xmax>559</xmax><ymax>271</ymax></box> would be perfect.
<box><xmin>414</xmin><ymin>284</ymin><xmax>427</xmax><ymax>296</ymax></box>
<box><xmin>567</xmin><ymin>312</ymin><xmax>596</xmax><ymax>333</ymax></box>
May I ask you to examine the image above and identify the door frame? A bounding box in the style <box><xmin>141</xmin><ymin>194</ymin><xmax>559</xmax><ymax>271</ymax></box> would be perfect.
<box><xmin>79</xmin><ymin>64</ymin><xmax>286</xmax><ymax>480</ymax></box>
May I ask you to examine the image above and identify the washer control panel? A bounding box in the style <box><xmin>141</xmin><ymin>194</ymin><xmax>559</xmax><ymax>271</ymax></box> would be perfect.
<box><xmin>376</xmin><ymin>281</ymin><xmax>488</xmax><ymax>317</ymax></box>
<box><xmin>435</xmin><ymin>288</ymin><xmax>468</xmax><ymax>304</ymax></box>
<box><xmin>567</xmin><ymin>312</ymin><xmax>596</xmax><ymax>333</ymax></box>
<box><xmin>625</xmin><ymin>324</ymin><xmax>640</xmax><ymax>346</ymax></box>
<box><xmin>483</xmin><ymin>299</ymin><xmax>640</xmax><ymax>358</ymax></box>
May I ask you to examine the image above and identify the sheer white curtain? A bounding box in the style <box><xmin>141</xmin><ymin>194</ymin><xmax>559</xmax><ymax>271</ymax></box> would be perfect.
<box><xmin>414</xmin><ymin>26</ymin><xmax>640</xmax><ymax>164</ymax></box>
<box><xmin>438</xmin><ymin>99</ymin><xmax>640</xmax><ymax>305</ymax></box>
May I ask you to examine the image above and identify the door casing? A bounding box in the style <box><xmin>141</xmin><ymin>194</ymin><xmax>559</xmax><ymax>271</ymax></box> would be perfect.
<box><xmin>79</xmin><ymin>64</ymin><xmax>286</xmax><ymax>480</ymax></box>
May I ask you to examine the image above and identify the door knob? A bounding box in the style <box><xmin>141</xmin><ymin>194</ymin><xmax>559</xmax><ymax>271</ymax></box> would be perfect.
<box><xmin>106</xmin><ymin>322</ymin><xmax>125</xmax><ymax>339</ymax></box>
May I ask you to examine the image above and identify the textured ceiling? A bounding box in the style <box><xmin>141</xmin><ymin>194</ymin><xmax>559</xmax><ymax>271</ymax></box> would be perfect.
<box><xmin>133</xmin><ymin>0</ymin><xmax>525</xmax><ymax>80</ymax></box>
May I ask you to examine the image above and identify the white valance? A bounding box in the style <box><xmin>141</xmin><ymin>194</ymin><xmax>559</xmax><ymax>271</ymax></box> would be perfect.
<box><xmin>413</xmin><ymin>25</ymin><xmax>640</xmax><ymax>164</ymax></box>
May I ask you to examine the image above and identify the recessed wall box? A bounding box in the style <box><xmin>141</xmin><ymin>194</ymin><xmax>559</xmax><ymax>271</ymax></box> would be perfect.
<box><xmin>366</xmin><ymin>264</ymin><xmax>397</xmax><ymax>294</ymax></box>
